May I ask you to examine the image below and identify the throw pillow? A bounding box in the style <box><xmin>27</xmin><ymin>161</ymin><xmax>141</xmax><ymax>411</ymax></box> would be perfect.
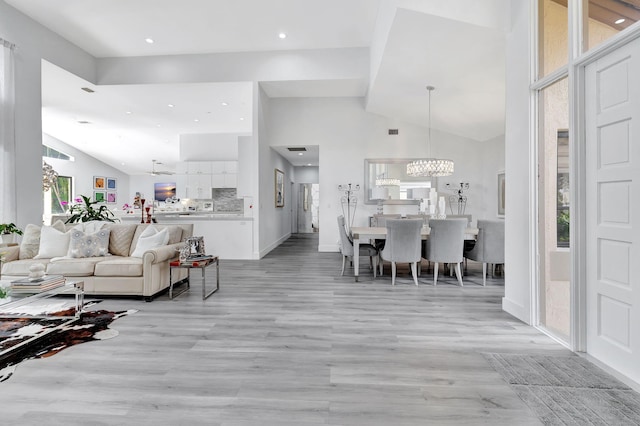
<box><xmin>106</xmin><ymin>224</ymin><xmax>138</xmax><ymax>257</ymax></box>
<box><xmin>19</xmin><ymin>220</ymin><xmax>66</xmax><ymax>260</ymax></box>
<box><xmin>67</xmin><ymin>229</ymin><xmax>111</xmax><ymax>258</ymax></box>
<box><xmin>131</xmin><ymin>227</ymin><xmax>169</xmax><ymax>258</ymax></box>
<box><xmin>34</xmin><ymin>224</ymin><xmax>71</xmax><ymax>259</ymax></box>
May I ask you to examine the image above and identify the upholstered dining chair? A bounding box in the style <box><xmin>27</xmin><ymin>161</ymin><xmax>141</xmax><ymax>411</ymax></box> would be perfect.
<box><xmin>380</xmin><ymin>219</ymin><xmax>422</xmax><ymax>286</ymax></box>
<box><xmin>371</xmin><ymin>214</ymin><xmax>401</xmax><ymax>251</ymax></box>
<box><xmin>464</xmin><ymin>219</ymin><xmax>505</xmax><ymax>286</ymax></box>
<box><xmin>422</xmin><ymin>218</ymin><xmax>467</xmax><ymax>286</ymax></box>
<box><xmin>337</xmin><ymin>215</ymin><xmax>378</xmax><ymax>278</ymax></box>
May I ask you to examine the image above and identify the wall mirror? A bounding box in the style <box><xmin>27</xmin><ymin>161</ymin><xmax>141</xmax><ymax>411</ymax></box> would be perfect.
<box><xmin>364</xmin><ymin>158</ymin><xmax>435</xmax><ymax>205</ymax></box>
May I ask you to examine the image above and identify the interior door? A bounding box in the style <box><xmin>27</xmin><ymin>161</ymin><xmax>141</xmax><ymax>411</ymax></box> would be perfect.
<box><xmin>585</xmin><ymin>37</ymin><xmax>640</xmax><ymax>383</ymax></box>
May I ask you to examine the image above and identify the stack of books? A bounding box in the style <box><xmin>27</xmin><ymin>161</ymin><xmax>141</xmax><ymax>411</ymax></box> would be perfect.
<box><xmin>171</xmin><ymin>255</ymin><xmax>214</xmax><ymax>267</ymax></box>
<box><xmin>11</xmin><ymin>275</ymin><xmax>66</xmax><ymax>293</ymax></box>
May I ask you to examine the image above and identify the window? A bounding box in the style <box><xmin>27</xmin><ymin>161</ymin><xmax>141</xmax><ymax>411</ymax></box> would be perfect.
<box><xmin>539</xmin><ymin>0</ymin><xmax>568</xmax><ymax>77</ymax></box>
<box><xmin>585</xmin><ymin>0</ymin><xmax>636</xmax><ymax>51</ymax></box>
<box><xmin>557</xmin><ymin>130</ymin><xmax>569</xmax><ymax>247</ymax></box>
<box><xmin>50</xmin><ymin>176</ymin><xmax>72</xmax><ymax>214</ymax></box>
<box><xmin>42</xmin><ymin>145</ymin><xmax>73</xmax><ymax>161</ymax></box>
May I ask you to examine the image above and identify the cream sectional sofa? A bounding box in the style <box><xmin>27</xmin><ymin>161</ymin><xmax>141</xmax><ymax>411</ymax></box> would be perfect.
<box><xmin>1</xmin><ymin>222</ymin><xmax>193</xmax><ymax>301</ymax></box>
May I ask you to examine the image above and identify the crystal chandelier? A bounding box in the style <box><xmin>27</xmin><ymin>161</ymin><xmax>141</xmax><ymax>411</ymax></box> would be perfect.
<box><xmin>407</xmin><ymin>86</ymin><xmax>454</xmax><ymax>177</ymax></box>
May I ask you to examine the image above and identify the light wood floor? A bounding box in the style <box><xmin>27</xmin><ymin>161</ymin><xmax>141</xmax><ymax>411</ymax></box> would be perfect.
<box><xmin>2</xmin><ymin>233</ymin><xmax>570</xmax><ymax>425</ymax></box>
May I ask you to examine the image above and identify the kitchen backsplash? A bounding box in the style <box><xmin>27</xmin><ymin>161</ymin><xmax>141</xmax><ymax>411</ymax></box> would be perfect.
<box><xmin>212</xmin><ymin>188</ymin><xmax>243</xmax><ymax>213</ymax></box>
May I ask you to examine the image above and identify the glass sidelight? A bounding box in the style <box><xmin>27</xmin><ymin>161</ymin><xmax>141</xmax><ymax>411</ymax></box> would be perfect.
<box><xmin>538</xmin><ymin>77</ymin><xmax>570</xmax><ymax>342</ymax></box>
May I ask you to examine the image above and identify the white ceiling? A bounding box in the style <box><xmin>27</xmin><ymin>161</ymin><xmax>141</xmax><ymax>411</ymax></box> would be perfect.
<box><xmin>7</xmin><ymin>0</ymin><xmax>508</xmax><ymax>174</ymax></box>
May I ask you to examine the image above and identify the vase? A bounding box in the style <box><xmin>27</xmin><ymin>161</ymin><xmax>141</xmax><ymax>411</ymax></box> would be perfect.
<box><xmin>1</xmin><ymin>234</ymin><xmax>15</xmax><ymax>244</ymax></box>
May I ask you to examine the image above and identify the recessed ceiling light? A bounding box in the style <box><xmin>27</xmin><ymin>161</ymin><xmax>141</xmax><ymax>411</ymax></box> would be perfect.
<box><xmin>278</xmin><ymin>32</ymin><xmax>287</xmax><ymax>39</ymax></box>
<box><xmin>615</xmin><ymin>18</ymin><xmax>626</xmax><ymax>24</ymax></box>
<box><xmin>167</xmin><ymin>104</ymin><xmax>174</xmax><ymax>108</ymax></box>
<box><xmin>121</xmin><ymin>162</ymin><xmax>126</xmax><ymax>166</ymax></box>
<box><xmin>221</xmin><ymin>102</ymin><xmax>228</xmax><ymax>106</ymax></box>
<box><xmin>307</xmin><ymin>163</ymin><xmax>312</xmax><ymax>166</ymax></box>
<box><xmin>125</xmin><ymin>111</ymin><xmax>132</xmax><ymax>114</ymax></box>
<box><xmin>145</xmin><ymin>38</ymin><xmax>154</xmax><ymax>44</ymax></box>
<box><xmin>298</xmin><ymin>153</ymin><xmax>303</xmax><ymax>156</ymax></box>
<box><xmin>194</xmin><ymin>118</ymin><xmax>199</xmax><ymax>122</ymax></box>
<box><xmin>240</xmin><ymin>117</ymin><xmax>245</xmax><ymax>121</ymax></box>
<box><xmin>156</xmin><ymin>124</ymin><xmax>161</xmax><ymax>127</ymax></box>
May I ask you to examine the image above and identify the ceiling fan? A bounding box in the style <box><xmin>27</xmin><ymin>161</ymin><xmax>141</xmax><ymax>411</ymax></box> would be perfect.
<box><xmin>146</xmin><ymin>159</ymin><xmax>174</xmax><ymax>176</ymax></box>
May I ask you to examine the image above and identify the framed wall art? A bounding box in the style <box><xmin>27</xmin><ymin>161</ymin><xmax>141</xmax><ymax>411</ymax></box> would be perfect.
<box><xmin>93</xmin><ymin>176</ymin><xmax>105</xmax><ymax>190</ymax></box>
<box><xmin>106</xmin><ymin>177</ymin><xmax>117</xmax><ymax>190</ymax></box>
<box><xmin>94</xmin><ymin>191</ymin><xmax>106</xmax><ymax>203</ymax></box>
<box><xmin>107</xmin><ymin>192</ymin><xmax>117</xmax><ymax>204</ymax></box>
<box><xmin>275</xmin><ymin>168</ymin><xmax>284</xmax><ymax>208</ymax></box>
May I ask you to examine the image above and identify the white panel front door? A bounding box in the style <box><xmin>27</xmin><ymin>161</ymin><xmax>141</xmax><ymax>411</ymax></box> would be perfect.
<box><xmin>586</xmin><ymin>38</ymin><xmax>640</xmax><ymax>383</ymax></box>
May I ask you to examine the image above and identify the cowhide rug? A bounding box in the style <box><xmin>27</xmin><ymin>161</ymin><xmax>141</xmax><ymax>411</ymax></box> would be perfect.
<box><xmin>0</xmin><ymin>302</ymin><xmax>135</xmax><ymax>382</ymax></box>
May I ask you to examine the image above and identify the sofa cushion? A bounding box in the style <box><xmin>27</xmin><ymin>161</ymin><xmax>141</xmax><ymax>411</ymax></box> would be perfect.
<box><xmin>94</xmin><ymin>257</ymin><xmax>143</xmax><ymax>277</ymax></box>
<box><xmin>1</xmin><ymin>259</ymin><xmax>51</xmax><ymax>276</ymax></box>
<box><xmin>46</xmin><ymin>256</ymin><xmax>106</xmax><ymax>277</ymax></box>
<box><xmin>67</xmin><ymin>228</ymin><xmax>111</xmax><ymax>258</ymax></box>
<box><xmin>34</xmin><ymin>225</ymin><xmax>71</xmax><ymax>259</ymax></box>
<box><xmin>19</xmin><ymin>220</ymin><xmax>66</xmax><ymax>260</ymax></box>
<box><xmin>164</xmin><ymin>225</ymin><xmax>183</xmax><ymax>245</ymax></box>
<box><xmin>131</xmin><ymin>227</ymin><xmax>170</xmax><ymax>258</ymax></box>
<box><xmin>106</xmin><ymin>224</ymin><xmax>138</xmax><ymax>257</ymax></box>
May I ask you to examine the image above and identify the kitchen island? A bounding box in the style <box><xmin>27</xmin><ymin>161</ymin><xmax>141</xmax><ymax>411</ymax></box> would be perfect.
<box><xmin>120</xmin><ymin>212</ymin><xmax>254</xmax><ymax>259</ymax></box>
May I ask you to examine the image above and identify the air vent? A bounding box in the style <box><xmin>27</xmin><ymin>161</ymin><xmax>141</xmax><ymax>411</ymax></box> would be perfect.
<box><xmin>388</xmin><ymin>129</ymin><xmax>399</xmax><ymax>135</ymax></box>
<box><xmin>287</xmin><ymin>147</ymin><xmax>307</xmax><ymax>152</ymax></box>
<box><xmin>81</xmin><ymin>87</ymin><xmax>95</xmax><ymax>93</ymax></box>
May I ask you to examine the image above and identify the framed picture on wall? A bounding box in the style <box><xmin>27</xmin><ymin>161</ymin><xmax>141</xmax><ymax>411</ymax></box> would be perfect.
<box><xmin>93</xmin><ymin>176</ymin><xmax>105</xmax><ymax>189</ymax></box>
<box><xmin>94</xmin><ymin>191</ymin><xmax>106</xmax><ymax>203</ymax></box>
<box><xmin>497</xmin><ymin>171</ymin><xmax>505</xmax><ymax>218</ymax></box>
<box><xmin>107</xmin><ymin>177</ymin><xmax>117</xmax><ymax>190</ymax></box>
<box><xmin>275</xmin><ymin>169</ymin><xmax>284</xmax><ymax>208</ymax></box>
<box><xmin>107</xmin><ymin>192</ymin><xmax>117</xmax><ymax>204</ymax></box>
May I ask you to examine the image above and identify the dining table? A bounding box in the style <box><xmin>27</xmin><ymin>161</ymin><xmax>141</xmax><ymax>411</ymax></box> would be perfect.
<box><xmin>350</xmin><ymin>226</ymin><xmax>479</xmax><ymax>282</ymax></box>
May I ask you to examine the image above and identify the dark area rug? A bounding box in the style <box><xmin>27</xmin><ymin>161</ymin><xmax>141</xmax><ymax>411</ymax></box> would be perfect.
<box><xmin>0</xmin><ymin>303</ymin><xmax>134</xmax><ymax>382</ymax></box>
<box><xmin>485</xmin><ymin>353</ymin><xmax>640</xmax><ymax>425</ymax></box>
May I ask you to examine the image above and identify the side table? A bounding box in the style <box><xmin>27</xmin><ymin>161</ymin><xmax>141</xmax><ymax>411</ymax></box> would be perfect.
<box><xmin>169</xmin><ymin>257</ymin><xmax>219</xmax><ymax>300</ymax></box>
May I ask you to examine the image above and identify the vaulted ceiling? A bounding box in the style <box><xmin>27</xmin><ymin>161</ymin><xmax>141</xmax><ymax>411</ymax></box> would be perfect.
<box><xmin>6</xmin><ymin>0</ymin><xmax>513</xmax><ymax>174</ymax></box>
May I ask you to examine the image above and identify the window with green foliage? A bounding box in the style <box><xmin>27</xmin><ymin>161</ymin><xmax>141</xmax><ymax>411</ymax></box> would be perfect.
<box><xmin>51</xmin><ymin>176</ymin><xmax>72</xmax><ymax>214</ymax></box>
<box><xmin>557</xmin><ymin>130</ymin><xmax>569</xmax><ymax>248</ymax></box>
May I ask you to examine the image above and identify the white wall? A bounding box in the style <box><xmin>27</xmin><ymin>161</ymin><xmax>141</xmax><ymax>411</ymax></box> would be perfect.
<box><xmin>257</xmin><ymin>86</ymin><xmax>295</xmax><ymax>256</ymax></box>
<box><xmin>180</xmin><ymin>133</ymin><xmax>239</xmax><ymax>161</ymax></box>
<box><xmin>266</xmin><ymin>96</ymin><xmax>505</xmax><ymax>252</ymax></box>
<box><xmin>294</xmin><ymin>167</ymin><xmax>319</xmax><ymax>184</ymax></box>
<box><xmin>502</xmin><ymin>0</ymin><xmax>533</xmax><ymax>324</ymax></box>
<box><xmin>0</xmin><ymin>1</ymin><xmax>95</xmax><ymax>228</ymax></box>
<box><xmin>43</xmin><ymin>134</ymin><xmax>130</xmax><ymax>205</ymax></box>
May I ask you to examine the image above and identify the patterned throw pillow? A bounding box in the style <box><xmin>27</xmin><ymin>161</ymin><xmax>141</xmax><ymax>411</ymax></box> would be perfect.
<box><xmin>67</xmin><ymin>229</ymin><xmax>111</xmax><ymax>258</ymax></box>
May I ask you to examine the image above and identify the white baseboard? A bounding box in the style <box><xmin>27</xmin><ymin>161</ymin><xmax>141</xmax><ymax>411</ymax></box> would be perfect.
<box><xmin>502</xmin><ymin>297</ymin><xmax>530</xmax><ymax>325</ymax></box>
<box><xmin>259</xmin><ymin>233</ymin><xmax>291</xmax><ymax>258</ymax></box>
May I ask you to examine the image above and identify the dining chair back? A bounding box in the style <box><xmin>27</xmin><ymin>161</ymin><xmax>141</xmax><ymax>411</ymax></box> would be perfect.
<box><xmin>422</xmin><ymin>218</ymin><xmax>467</xmax><ymax>286</ymax></box>
<box><xmin>406</xmin><ymin>214</ymin><xmax>429</xmax><ymax>226</ymax></box>
<box><xmin>464</xmin><ymin>219</ymin><xmax>504</xmax><ymax>285</ymax></box>
<box><xmin>380</xmin><ymin>219</ymin><xmax>422</xmax><ymax>286</ymax></box>
<box><xmin>337</xmin><ymin>215</ymin><xmax>378</xmax><ymax>277</ymax></box>
<box><xmin>372</xmin><ymin>214</ymin><xmax>401</xmax><ymax>227</ymax></box>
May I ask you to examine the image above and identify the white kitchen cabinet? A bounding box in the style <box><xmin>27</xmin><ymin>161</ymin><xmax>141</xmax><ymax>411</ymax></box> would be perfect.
<box><xmin>211</xmin><ymin>161</ymin><xmax>238</xmax><ymax>188</ymax></box>
<box><xmin>187</xmin><ymin>174</ymin><xmax>212</xmax><ymax>199</ymax></box>
<box><xmin>187</xmin><ymin>161</ymin><xmax>212</xmax><ymax>175</ymax></box>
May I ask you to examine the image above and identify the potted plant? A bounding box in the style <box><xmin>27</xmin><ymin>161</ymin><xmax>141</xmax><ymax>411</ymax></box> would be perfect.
<box><xmin>0</xmin><ymin>222</ymin><xmax>23</xmax><ymax>244</ymax></box>
<box><xmin>65</xmin><ymin>195</ymin><xmax>118</xmax><ymax>223</ymax></box>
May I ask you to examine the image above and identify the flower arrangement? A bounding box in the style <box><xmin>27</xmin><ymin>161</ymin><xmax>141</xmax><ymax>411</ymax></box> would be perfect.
<box><xmin>65</xmin><ymin>195</ymin><xmax>117</xmax><ymax>223</ymax></box>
